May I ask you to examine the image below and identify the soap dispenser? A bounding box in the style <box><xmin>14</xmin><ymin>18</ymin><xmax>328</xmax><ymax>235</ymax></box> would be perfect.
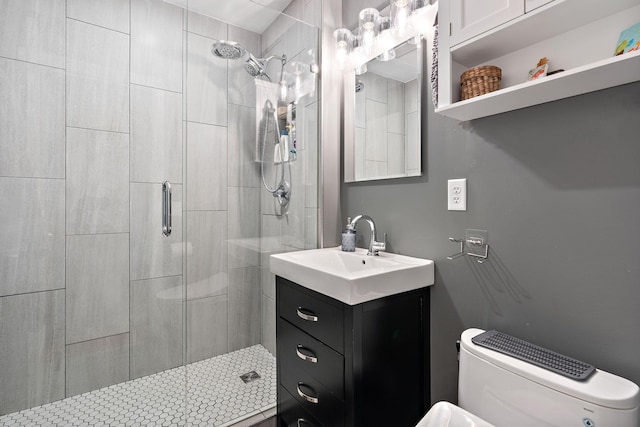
<box><xmin>341</xmin><ymin>217</ymin><xmax>356</xmax><ymax>252</ymax></box>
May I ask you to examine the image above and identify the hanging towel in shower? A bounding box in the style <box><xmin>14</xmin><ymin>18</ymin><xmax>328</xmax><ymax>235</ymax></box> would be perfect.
<box><xmin>255</xmin><ymin>80</ymin><xmax>281</xmax><ymax>163</ymax></box>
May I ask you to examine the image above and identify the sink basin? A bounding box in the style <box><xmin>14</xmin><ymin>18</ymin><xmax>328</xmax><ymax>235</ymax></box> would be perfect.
<box><xmin>416</xmin><ymin>402</ymin><xmax>494</xmax><ymax>427</ymax></box>
<box><xmin>270</xmin><ymin>247</ymin><xmax>434</xmax><ymax>305</ymax></box>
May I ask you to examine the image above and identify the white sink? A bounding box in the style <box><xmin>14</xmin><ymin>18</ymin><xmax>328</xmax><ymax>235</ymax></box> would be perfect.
<box><xmin>416</xmin><ymin>402</ymin><xmax>495</xmax><ymax>427</ymax></box>
<box><xmin>270</xmin><ymin>247</ymin><xmax>434</xmax><ymax>305</ymax></box>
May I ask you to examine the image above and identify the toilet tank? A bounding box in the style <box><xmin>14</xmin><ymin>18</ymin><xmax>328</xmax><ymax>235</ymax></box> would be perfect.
<box><xmin>459</xmin><ymin>328</ymin><xmax>640</xmax><ymax>427</ymax></box>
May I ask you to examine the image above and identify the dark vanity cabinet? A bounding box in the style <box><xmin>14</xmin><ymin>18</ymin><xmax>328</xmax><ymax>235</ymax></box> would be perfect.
<box><xmin>276</xmin><ymin>276</ymin><xmax>430</xmax><ymax>427</ymax></box>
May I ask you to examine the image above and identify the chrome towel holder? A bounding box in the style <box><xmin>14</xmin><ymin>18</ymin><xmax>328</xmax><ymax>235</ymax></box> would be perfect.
<box><xmin>447</xmin><ymin>229</ymin><xmax>489</xmax><ymax>263</ymax></box>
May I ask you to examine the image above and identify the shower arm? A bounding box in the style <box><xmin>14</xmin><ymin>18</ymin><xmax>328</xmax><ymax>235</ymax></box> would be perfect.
<box><xmin>261</xmin><ymin>54</ymin><xmax>287</xmax><ymax>83</ymax></box>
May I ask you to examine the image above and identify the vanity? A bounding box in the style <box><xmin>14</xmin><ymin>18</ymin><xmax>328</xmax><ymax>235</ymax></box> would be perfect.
<box><xmin>270</xmin><ymin>248</ymin><xmax>435</xmax><ymax>427</ymax></box>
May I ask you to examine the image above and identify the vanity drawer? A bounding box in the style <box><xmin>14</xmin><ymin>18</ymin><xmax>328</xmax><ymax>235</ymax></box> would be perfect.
<box><xmin>278</xmin><ymin>385</ymin><xmax>323</xmax><ymax>427</ymax></box>
<box><xmin>278</xmin><ymin>318</ymin><xmax>344</xmax><ymax>400</ymax></box>
<box><xmin>277</xmin><ymin>277</ymin><xmax>344</xmax><ymax>354</ymax></box>
<box><xmin>280</xmin><ymin>363</ymin><xmax>345</xmax><ymax>427</ymax></box>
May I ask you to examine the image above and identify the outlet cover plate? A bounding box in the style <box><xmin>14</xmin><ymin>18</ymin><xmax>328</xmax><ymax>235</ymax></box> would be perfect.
<box><xmin>448</xmin><ymin>179</ymin><xmax>467</xmax><ymax>211</ymax></box>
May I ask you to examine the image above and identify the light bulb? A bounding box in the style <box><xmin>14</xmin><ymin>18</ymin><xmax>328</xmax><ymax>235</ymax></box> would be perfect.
<box><xmin>411</xmin><ymin>0</ymin><xmax>428</xmax><ymax>14</ymax></box>
<box><xmin>336</xmin><ymin>40</ymin><xmax>348</xmax><ymax>68</ymax></box>
<box><xmin>359</xmin><ymin>8</ymin><xmax>379</xmax><ymax>55</ymax></box>
<box><xmin>391</xmin><ymin>0</ymin><xmax>410</xmax><ymax>36</ymax></box>
<box><xmin>333</xmin><ymin>28</ymin><xmax>352</xmax><ymax>69</ymax></box>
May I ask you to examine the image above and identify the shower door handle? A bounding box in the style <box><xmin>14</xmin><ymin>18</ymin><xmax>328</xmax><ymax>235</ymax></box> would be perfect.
<box><xmin>162</xmin><ymin>181</ymin><xmax>172</xmax><ymax>237</ymax></box>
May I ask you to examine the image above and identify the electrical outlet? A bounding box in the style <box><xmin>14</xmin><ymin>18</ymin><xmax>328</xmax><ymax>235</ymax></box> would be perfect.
<box><xmin>448</xmin><ymin>179</ymin><xmax>467</xmax><ymax>211</ymax></box>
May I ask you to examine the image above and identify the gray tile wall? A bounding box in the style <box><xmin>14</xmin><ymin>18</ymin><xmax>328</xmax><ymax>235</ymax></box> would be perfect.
<box><xmin>66</xmin><ymin>333</ymin><xmax>130</xmax><ymax>397</ymax></box>
<box><xmin>65</xmin><ymin>127</ymin><xmax>130</xmax><ymax>234</ymax></box>
<box><xmin>0</xmin><ymin>0</ymin><xmax>67</xmax><ymax>414</ymax></box>
<box><xmin>0</xmin><ymin>58</ymin><xmax>65</xmax><ymax>179</ymax></box>
<box><xmin>66</xmin><ymin>233</ymin><xmax>130</xmax><ymax>344</ymax></box>
<box><xmin>0</xmin><ymin>290</ymin><xmax>65</xmax><ymax>414</ymax></box>
<box><xmin>66</xmin><ymin>19</ymin><xmax>130</xmax><ymax>132</ymax></box>
<box><xmin>0</xmin><ymin>0</ymin><xmax>320</xmax><ymax>415</ymax></box>
<box><xmin>0</xmin><ymin>178</ymin><xmax>65</xmax><ymax>297</ymax></box>
<box><xmin>130</xmin><ymin>276</ymin><xmax>183</xmax><ymax>379</ymax></box>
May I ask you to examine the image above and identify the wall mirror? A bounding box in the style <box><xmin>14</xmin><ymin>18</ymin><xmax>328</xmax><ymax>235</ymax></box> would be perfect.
<box><xmin>344</xmin><ymin>38</ymin><xmax>423</xmax><ymax>182</ymax></box>
<box><xmin>341</xmin><ymin>4</ymin><xmax>435</xmax><ymax>183</ymax></box>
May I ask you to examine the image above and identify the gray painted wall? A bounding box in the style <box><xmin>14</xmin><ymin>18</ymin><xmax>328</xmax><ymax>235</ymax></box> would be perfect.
<box><xmin>340</xmin><ymin>3</ymin><xmax>640</xmax><ymax>401</ymax></box>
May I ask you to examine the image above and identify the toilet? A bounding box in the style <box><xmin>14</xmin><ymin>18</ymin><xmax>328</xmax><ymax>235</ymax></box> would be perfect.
<box><xmin>418</xmin><ymin>328</ymin><xmax>640</xmax><ymax>427</ymax></box>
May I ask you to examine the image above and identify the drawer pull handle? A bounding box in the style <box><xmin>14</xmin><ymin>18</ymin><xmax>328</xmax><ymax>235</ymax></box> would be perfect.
<box><xmin>296</xmin><ymin>307</ymin><xmax>318</xmax><ymax>322</ymax></box>
<box><xmin>297</xmin><ymin>383</ymin><xmax>319</xmax><ymax>404</ymax></box>
<box><xmin>296</xmin><ymin>345</ymin><xmax>318</xmax><ymax>363</ymax></box>
<box><xmin>297</xmin><ymin>418</ymin><xmax>314</xmax><ymax>427</ymax></box>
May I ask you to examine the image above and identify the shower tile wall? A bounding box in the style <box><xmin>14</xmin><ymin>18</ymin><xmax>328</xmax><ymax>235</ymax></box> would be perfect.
<box><xmin>0</xmin><ymin>0</ymin><xmax>287</xmax><ymax>415</ymax></box>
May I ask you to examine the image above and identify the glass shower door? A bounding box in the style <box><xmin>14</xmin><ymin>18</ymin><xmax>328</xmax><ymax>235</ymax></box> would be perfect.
<box><xmin>182</xmin><ymin>1</ymin><xmax>321</xmax><ymax>425</ymax></box>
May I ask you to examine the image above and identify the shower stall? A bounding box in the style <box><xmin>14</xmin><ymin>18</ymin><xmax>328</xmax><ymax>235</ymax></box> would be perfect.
<box><xmin>0</xmin><ymin>0</ymin><xmax>320</xmax><ymax>425</ymax></box>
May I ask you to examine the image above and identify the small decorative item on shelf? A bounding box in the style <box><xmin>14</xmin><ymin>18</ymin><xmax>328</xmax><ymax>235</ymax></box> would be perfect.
<box><xmin>527</xmin><ymin>57</ymin><xmax>549</xmax><ymax>81</ymax></box>
<box><xmin>614</xmin><ymin>22</ymin><xmax>640</xmax><ymax>56</ymax></box>
<box><xmin>460</xmin><ymin>65</ymin><xmax>501</xmax><ymax>101</ymax></box>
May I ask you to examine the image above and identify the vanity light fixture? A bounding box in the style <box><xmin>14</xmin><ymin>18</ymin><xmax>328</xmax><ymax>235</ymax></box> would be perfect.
<box><xmin>337</xmin><ymin>1</ymin><xmax>436</xmax><ymax>71</ymax></box>
<box><xmin>348</xmin><ymin>28</ymin><xmax>369</xmax><ymax>74</ymax></box>
<box><xmin>408</xmin><ymin>33</ymin><xmax>423</xmax><ymax>45</ymax></box>
<box><xmin>412</xmin><ymin>0</ymin><xmax>430</xmax><ymax>13</ymax></box>
<box><xmin>333</xmin><ymin>28</ymin><xmax>352</xmax><ymax>69</ymax></box>
<box><xmin>378</xmin><ymin>49</ymin><xmax>397</xmax><ymax>61</ymax></box>
<box><xmin>359</xmin><ymin>8</ymin><xmax>379</xmax><ymax>55</ymax></box>
<box><xmin>408</xmin><ymin>0</ymin><xmax>429</xmax><ymax>45</ymax></box>
<box><xmin>390</xmin><ymin>0</ymin><xmax>410</xmax><ymax>36</ymax></box>
<box><xmin>375</xmin><ymin>16</ymin><xmax>396</xmax><ymax>61</ymax></box>
<box><xmin>355</xmin><ymin>63</ymin><xmax>368</xmax><ymax>75</ymax></box>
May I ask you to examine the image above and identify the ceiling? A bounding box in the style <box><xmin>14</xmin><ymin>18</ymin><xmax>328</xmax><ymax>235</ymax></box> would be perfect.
<box><xmin>164</xmin><ymin>0</ymin><xmax>293</xmax><ymax>34</ymax></box>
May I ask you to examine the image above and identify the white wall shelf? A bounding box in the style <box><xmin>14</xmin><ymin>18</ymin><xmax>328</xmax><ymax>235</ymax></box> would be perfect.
<box><xmin>436</xmin><ymin>50</ymin><xmax>640</xmax><ymax>121</ymax></box>
<box><xmin>436</xmin><ymin>0</ymin><xmax>640</xmax><ymax>121</ymax></box>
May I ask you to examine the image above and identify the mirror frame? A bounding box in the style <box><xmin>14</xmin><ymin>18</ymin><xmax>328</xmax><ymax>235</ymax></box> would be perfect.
<box><xmin>344</xmin><ymin>35</ymin><xmax>424</xmax><ymax>182</ymax></box>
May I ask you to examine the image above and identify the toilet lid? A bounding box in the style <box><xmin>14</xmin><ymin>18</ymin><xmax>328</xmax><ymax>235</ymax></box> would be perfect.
<box><xmin>461</xmin><ymin>328</ymin><xmax>640</xmax><ymax>410</ymax></box>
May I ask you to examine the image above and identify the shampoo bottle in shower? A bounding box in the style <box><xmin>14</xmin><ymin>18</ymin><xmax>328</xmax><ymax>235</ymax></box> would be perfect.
<box><xmin>280</xmin><ymin>130</ymin><xmax>289</xmax><ymax>162</ymax></box>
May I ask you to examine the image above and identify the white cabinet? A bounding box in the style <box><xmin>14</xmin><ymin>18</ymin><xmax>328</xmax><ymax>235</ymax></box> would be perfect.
<box><xmin>450</xmin><ymin>0</ymin><xmax>524</xmax><ymax>46</ymax></box>
<box><xmin>525</xmin><ymin>0</ymin><xmax>554</xmax><ymax>13</ymax></box>
<box><xmin>436</xmin><ymin>0</ymin><xmax>640</xmax><ymax>121</ymax></box>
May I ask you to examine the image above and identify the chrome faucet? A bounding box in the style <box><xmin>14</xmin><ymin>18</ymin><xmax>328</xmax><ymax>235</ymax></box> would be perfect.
<box><xmin>349</xmin><ymin>214</ymin><xmax>387</xmax><ymax>256</ymax></box>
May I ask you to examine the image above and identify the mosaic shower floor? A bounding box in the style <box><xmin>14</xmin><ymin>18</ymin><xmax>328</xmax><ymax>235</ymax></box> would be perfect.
<box><xmin>0</xmin><ymin>345</ymin><xmax>276</xmax><ymax>427</ymax></box>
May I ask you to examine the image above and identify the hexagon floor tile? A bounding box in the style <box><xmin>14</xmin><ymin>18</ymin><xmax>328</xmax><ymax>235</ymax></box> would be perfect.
<box><xmin>0</xmin><ymin>345</ymin><xmax>276</xmax><ymax>427</ymax></box>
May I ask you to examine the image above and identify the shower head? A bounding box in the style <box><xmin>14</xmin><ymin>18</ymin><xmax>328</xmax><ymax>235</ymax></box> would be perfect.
<box><xmin>244</xmin><ymin>54</ymin><xmax>265</xmax><ymax>77</ymax></box>
<box><xmin>243</xmin><ymin>54</ymin><xmax>286</xmax><ymax>81</ymax></box>
<box><xmin>211</xmin><ymin>40</ymin><xmax>286</xmax><ymax>81</ymax></box>
<box><xmin>355</xmin><ymin>79</ymin><xmax>365</xmax><ymax>93</ymax></box>
<box><xmin>211</xmin><ymin>40</ymin><xmax>247</xmax><ymax>60</ymax></box>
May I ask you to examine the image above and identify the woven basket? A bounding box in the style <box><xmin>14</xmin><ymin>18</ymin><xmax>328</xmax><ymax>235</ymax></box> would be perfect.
<box><xmin>460</xmin><ymin>66</ymin><xmax>502</xmax><ymax>100</ymax></box>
